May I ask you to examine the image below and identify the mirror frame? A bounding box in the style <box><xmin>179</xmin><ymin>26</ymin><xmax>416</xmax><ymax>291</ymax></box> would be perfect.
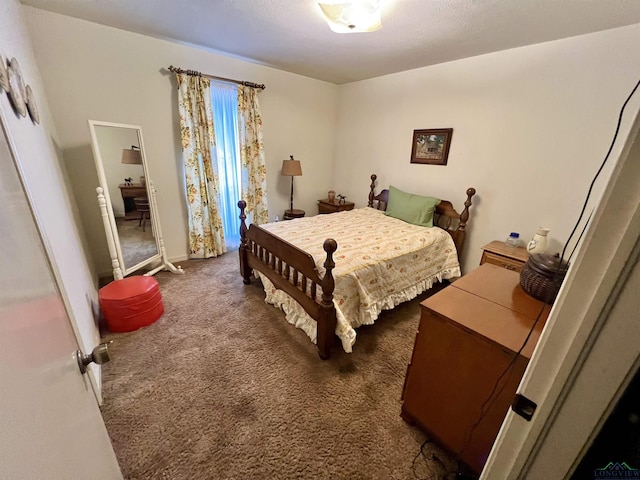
<box><xmin>88</xmin><ymin>120</ymin><xmax>183</xmax><ymax>280</ymax></box>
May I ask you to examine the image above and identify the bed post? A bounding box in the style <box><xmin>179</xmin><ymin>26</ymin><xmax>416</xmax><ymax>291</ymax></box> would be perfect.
<box><xmin>368</xmin><ymin>174</ymin><xmax>377</xmax><ymax>207</ymax></box>
<box><xmin>317</xmin><ymin>238</ymin><xmax>338</xmax><ymax>360</ymax></box>
<box><xmin>453</xmin><ymin>188</ymin><xmax>476</xmax><ymax>254</ymax></box>
<box><xmin>238</xmin><ymin>200</ymin><xmax>252</xmax><ymax>285</ymax></box>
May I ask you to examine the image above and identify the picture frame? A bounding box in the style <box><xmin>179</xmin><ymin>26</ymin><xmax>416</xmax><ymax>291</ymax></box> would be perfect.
<box><xmin>410</xmin><ymin>128</ymin><xmax>453</xmax><ymax>165</ymax></box>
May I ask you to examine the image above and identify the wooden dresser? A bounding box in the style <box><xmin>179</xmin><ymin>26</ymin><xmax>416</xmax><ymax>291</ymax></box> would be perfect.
<box><xmin>317</xmin><ymin>198</ymin><xmax>355</xmax><ymax>214</ymax></box>
<box><xmin>401</xmin><ymin>264</ymin><xmax>549</xmax><ymax>474</ymax></box>
<box><xmin>480</xmin><ymin>240</ymin><xmax>529</xmax><ymax>272</ymax></box>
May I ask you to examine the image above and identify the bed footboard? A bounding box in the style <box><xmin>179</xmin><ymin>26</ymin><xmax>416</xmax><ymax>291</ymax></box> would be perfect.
<box><xmin>238</xmin><ymin>201</ymin><xmax>338</xmax><ymax>359</ymax></box>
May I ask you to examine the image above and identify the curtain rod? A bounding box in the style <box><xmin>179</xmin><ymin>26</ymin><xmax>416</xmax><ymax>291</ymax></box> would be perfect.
<box><xmin>168</xmin><ymin>65</ymin><xmax>265</xmax><ymax>90</ymax></box>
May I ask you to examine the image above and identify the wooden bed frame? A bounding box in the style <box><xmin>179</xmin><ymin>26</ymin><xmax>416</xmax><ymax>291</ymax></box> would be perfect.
<box><xmin>238</xmin><ymin>174</ymin><xmax>476</xmax><ymax>359</ymax></box>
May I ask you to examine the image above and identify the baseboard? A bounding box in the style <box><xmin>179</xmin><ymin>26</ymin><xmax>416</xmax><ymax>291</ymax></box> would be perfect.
<box><xmin>169</xmin><ymin>254</ymin><xmax>190</xmax><ymax>263</ymax></box>
<box><xmin>98</xmin><ymin>255</ymin><xmax>190</xmax><ymax>285</ymax></box>
<box><xmin>97</xmin><ymin>271</ymin><xmax>114</xmax><ymax>287</ymax></box>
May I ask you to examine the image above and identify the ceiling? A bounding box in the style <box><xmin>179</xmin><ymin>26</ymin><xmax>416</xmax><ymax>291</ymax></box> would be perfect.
<box><xmin>21</xmin><ymin>0</ymin><xmax>640</xmax><ymax>85</ymax></box>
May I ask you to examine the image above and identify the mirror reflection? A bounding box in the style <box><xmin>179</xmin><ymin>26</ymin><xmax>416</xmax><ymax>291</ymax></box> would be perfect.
<box><xmin>90</xmin><ymin>123</ymin><xmax>159</xmax><ymax>274</ymax></box>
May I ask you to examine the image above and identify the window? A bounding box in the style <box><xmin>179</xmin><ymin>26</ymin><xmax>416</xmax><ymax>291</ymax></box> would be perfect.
<box><xmin>211</xmin><ymin>81</ymin><xmax>242</xmax><ymax>248</ymax></box>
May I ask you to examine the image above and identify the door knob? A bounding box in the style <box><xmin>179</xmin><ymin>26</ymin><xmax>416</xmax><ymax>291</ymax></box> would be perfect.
<box><xmin>77</xmin><ymin>341</ymin><xmax>112</xmax><ymax>374</ymax></box>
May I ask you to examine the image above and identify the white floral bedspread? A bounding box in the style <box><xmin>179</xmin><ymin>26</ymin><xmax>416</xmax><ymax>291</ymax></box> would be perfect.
<box><xmin>257</xmin><ymin>207</ymin><xmax>460</xmax><ymax>352</ymax></box>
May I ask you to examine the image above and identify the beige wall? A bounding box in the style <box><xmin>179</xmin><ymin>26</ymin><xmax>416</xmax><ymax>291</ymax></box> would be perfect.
<box><xmin>24</xmin><ymin>6</ymin><xmax>338</xmax><ymax>273</ymax></box>
<box><xmin>0</xmin><ymin>0</ymin><xmax>101</xmax><ymax>380</ymax></box>
<box><xmin>23</xmin><ymin>5</ymin><xmax>640</xmax><ymax>276</ymax></box>
<box><xmin>333</xmin><ymin>24</ymin><xmax>640</xmax><ymax>270</ymax></box>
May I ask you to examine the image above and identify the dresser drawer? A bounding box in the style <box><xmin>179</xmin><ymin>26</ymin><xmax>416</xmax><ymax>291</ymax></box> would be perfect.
<box><xmin>480</xmin><ymin>251</ymin><xmax>525</xmax><ymax>272</ymax></box>
<box><xmin>318</xmin><ymin>202</ymin><xmax>339</xmax><ymax>214</ymax></box>
<box><xmin>317</xmin><ymin>199</ymin><xmax>355</xmax><ymax>214</ymax></box>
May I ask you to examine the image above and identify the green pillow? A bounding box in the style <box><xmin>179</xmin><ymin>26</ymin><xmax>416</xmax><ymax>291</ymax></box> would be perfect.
<box><xmin>385</xmin><ymin>185</ymin><xmax>440</xmax><ymax>227</ymax></box>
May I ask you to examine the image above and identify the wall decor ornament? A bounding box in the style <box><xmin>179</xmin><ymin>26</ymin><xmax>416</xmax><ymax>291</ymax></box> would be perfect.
<box><xmin>6</xmin><ymin>57</ymin><xmax>26</xmax><ymax>117</ymax></box>
<box><xmin>0</xmin><ymin>55</ymin><xmax>9</xmax><ymax>93</ymax></box>
<box><xmin>410</xmin><ymin>128</ymin><xmax>453</xmax><ymax>165</ymax></box>
<box><xmin>25</xmin><ymin>85</ymin><xmax>39</xmax><ymax>124</ymax></box>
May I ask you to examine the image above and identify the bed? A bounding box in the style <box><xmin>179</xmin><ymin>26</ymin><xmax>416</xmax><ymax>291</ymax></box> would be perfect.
<box><xmin>238</xmin><ymin>174</ymin><xmax>476</xmax><ymax>359</ymax></box>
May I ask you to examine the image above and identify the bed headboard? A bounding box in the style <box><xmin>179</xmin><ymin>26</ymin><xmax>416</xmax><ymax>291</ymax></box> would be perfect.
<box><xmin>366</xmin><ymin>174</ymin><xmax>476</xmax><ymax>255</ymax></box>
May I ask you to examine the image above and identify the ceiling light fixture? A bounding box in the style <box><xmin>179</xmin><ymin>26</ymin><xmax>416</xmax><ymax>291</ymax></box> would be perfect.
<box><xmin>318</xmin><ymin>0</ymin><xmax>383</xmax><ymax>33</ymax></box>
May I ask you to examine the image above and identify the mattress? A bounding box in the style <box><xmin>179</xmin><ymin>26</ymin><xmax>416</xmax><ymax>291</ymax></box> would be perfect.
<box><xmin>258</xmin><ymin>207</ymin><xmax>461</xmax><ymax>352</ymax></box>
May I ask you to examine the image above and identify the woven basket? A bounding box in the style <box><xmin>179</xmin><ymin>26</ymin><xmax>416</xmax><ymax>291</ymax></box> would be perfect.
<box><xmin>520</xmin><ymin>253</ymin><xmax>569</xmax><ymax>304</ymax></box>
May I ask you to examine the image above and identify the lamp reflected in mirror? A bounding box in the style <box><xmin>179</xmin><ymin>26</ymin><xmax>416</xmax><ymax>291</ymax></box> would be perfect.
<box><xmin>121</xmin><ymin>145</ymin><xmax>141</xmax><ymax>164</ymax></box>
<box><xmin>122</xmin><ymin>145</ymin><xmax>146</xmax><ymax>186</ymax></box>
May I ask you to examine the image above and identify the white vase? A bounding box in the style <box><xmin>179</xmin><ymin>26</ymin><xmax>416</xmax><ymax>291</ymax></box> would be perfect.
<box><xmin>527</xmin><ymin>227</ymin><xmax>550</xmax><ymax>254</ymax></box>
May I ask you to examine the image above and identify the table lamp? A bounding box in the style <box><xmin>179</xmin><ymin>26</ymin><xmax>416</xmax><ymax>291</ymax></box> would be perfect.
<box><xmin>281</xmin><ymin>155</ymin><xmax>302</xmax><ymax>212</ymax></box>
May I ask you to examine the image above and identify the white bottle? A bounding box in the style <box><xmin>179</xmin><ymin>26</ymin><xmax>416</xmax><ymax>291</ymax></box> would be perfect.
<box><xmin>527</xmin><ymin>227</ymin><xmax>550</xmax><ymax>254</ymax></box>
<box><xmin>505</xmin><ymin>232</ymin><xmax>520</xmax><ymax>247</ymax></box>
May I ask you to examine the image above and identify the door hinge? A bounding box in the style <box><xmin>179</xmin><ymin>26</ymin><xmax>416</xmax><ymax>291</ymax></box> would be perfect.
<box><xmin>512</xmin><ymin>393</ymin><xmax>537</xmax><ymax>421</ymax></box>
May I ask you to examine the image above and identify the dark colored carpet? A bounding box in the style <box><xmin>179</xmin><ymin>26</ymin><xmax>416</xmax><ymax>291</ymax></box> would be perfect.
<box><xmin>100</xmin><ymin>251</ymin><xmax>458</xmax><ymax>479</ymax></box>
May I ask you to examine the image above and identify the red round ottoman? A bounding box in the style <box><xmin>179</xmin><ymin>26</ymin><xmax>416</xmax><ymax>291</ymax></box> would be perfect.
<box><xmin>99</xmin><ymin>276</ymin><xmax>164</xmax><ymax>332</ymax></box>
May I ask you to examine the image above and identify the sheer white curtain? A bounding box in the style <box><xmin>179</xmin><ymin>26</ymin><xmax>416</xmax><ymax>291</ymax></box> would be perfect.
<box><xmin>211</xmin><ymin>81</ymin><xmax>242</xmax><ymax>248</ymax></box>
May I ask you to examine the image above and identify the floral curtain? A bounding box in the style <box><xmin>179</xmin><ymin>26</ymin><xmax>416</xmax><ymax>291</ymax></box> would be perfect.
<box><xmin>237</xmin><ymin>85</ymin><xmax>269</xmax><ymax>225</ymax></box>
<box><xmin>176</xmin><ymin>73</ymin><xmax>226</xmax><ymax>258</ymax></box>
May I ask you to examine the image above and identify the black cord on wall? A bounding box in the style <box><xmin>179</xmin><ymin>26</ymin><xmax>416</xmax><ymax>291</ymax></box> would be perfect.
<box><xmin>452</xmin><ymin>76</ymin><xmax>640</xmax><ymax>475</ymax></box>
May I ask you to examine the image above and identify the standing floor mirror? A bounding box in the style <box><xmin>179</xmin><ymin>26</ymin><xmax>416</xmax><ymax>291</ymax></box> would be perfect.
<box><xmin>88</xmin><ymin>120</ymin><xmax>183</xmax><ymax>280</ymax></box>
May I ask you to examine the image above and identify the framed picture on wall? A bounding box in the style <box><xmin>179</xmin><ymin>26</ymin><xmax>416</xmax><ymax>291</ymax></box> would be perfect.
<box><xmin>410</xmin><ymin>128</ymin><xmax>453</xmax><ymax>165</ymax></box>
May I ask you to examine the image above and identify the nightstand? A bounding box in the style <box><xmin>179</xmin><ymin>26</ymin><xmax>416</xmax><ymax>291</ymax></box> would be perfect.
<box><xmin>317</xmin><ymin>199</ymin><xmax>355</xmax><ymax>214</ymax></box>
<box><xmin>283</xmin><ymin>209</ymin><xmax>305</xmax><ymax>220</ymax></box>
<box><xmin>480</xmin><ymin>240</ymin><xmax>529</xmax><ymax>272</ymax></box>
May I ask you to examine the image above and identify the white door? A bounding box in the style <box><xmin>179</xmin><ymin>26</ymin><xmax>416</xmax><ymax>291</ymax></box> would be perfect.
<box><xmin>0</xmin><ymin>118</ymin><xmax>122</xmax><ymax>478</ymax></box>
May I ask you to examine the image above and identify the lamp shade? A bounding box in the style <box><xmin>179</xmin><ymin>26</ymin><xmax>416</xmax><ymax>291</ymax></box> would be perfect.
<box><xmin>121</xmin><ymin>146</ymin><xmax>142</xmax><ymax>165</ymax></box>
<box><xmin>281</xmin><ymin>156</ymin><xmax>302</xmax><ymax>176</ymax></box>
